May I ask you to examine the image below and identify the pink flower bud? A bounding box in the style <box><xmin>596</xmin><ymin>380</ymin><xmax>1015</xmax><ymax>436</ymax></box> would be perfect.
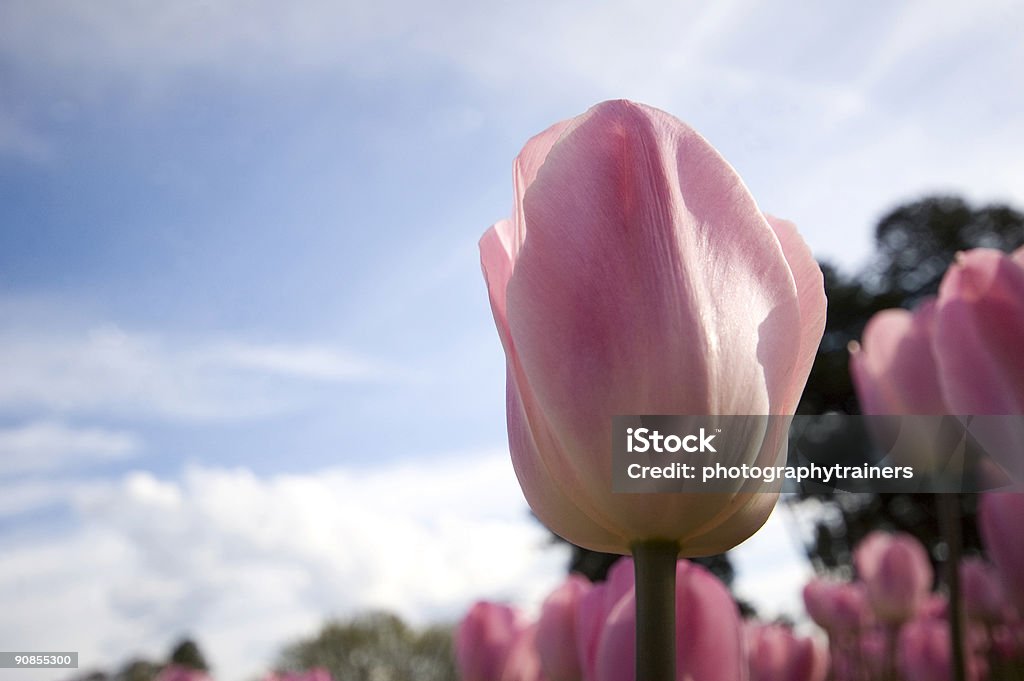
<box><xmin>456</xmin><ymin>601</ymin><xmax>523</xmax><ymax>681</ymax></box>
<box><xmin>961</xmin><ymin>557</ymin><xmax>1006</xmax><ymax>623</ymax></box>
<box><xmin>537</xmin><ymin>574</ymin><xmax>590</xmax><ymax>681</ymax></box>
<box><xmin>802</xmin><ymin>578</ymin><xmax>872</xmax><ymax>633</ymax></box>
<box><xmin>979</xmin><ymin>492</ymin><xmax>1024</xmax><ymax>611</ymax></box>
<box><xmin>591</xmin><ymin>560</ymin><xmax>743</xmax><ymax>681</ymax></box>
<box><xmin>850</xmin><ymin>247</ymin><xmax>1024</xmax><ymax>484</ymax></box>
<box><xmin>500</xmin><ymin>624</ymin><xmax>547</xmax><ymax>681</ymax></box>
<box><xmin>746</xmin><ymin>623</ymin><xmax>828</xmax><ymax>681</ymax></box>
<box><xmin>854</xmin><ymin>532</ymin><xmax>932</xmax><ymax>623</ymax></box>
<box><xmin>899</xmin><ymin>617</ymin><xmax>982</xmax><ymax>681</ymax></box>
<box><xmin>575</xmin><ymin>558</ymin><xmax>634</xmax><ymax>681</ymax></box>
<box><xmin>481</xmin><ymin>100</ymin><xmax>826</xmax><ymax>555</ymax></box>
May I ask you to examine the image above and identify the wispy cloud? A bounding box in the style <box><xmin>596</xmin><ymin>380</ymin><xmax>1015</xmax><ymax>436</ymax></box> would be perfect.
<box><xmin>0</xmin><ymin>325</ymin><xmax>388</xmax><ymax>421</ymax></box>
<box><xmin>0</xmin><ymin>452</ymin><xmax>567</xmax><ymax>681</ymax></box>
<box><xmin>0</xmin><ymin>420</ymin><xmax>140</xmax><ymax>476</ymax></box>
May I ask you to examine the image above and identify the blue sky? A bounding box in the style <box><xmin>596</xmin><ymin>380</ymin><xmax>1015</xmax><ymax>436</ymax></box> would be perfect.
<box><xmin>1</xmin><ymin>1</ymin><xmax>1022</xmax><ymax>679</ymax></box>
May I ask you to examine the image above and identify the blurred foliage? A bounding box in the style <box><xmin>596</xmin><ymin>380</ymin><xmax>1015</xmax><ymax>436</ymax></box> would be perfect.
<box><xmin>275</xmin><ymin>612</ymin><xmax>455</xmax><ymax>681</ymax></box>
<box><xmin>170</xmin><ymin>639</ymin><xmax>209</xmax><ymax>671</ymax></box>
<box><xmin>561</xmin><ymin>195</ymin><xmax>1024</xmax><ymax>593</ymax></box>
<box><xmin>67</xmin><ymin>638</ymin><xmax>210</xmax><ymax>681</ymax></box>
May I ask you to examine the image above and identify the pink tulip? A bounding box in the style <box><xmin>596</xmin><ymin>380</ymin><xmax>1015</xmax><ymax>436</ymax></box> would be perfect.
<box><xmin>500</xmin><ymin>624</ymin><xmax>548</xmax><ymax>681</ymax></box>
<box><xmin>850</xmin><ymin>299</ymin><xmax>947</xmax><ymax>415</ymax></box>
<box><xmin>979</xmin><ymin>492</ymin><xmax>1024</xmax><ymax>610</ymax></box>
<box><xmin>802</xmin><ymin>579</ymin><xmax>872</xmax><ymax>633</ymax></box>
<box><xmin>537</xmin><ymin>574</ymin><xmax>590</xmax><ymax>681</ymax></box>
<box><xmin>921</xmin><ymin>592</ymin><xmax>949</xmax><ymax>620</ymax></box>
<box><xmin>576</xmin><ymin>558</ymin><xmax>634</xmax><ymax>681</ymax></box>
<box><xmin>933</xmin><ymin>248</ymin><xmax>1024</xmax><ymax>416</ymax></box>
<box><xmin>801</xmin><ymin>579</ymin><xmax>836</xmax><ymax>631</ymax></box>
<box><xmin>745</xmin><ymin>623</ymin><xmax>828</xmax><ymax>681</ymax></box>
<box><xmin>592</xmin><ymin>560</ymin><xmax>744</xmax><ymax>681</ymax></box>
<box><xmin>899</xmin><ymin>617</ymin><xmax>982</xmax><ymax>681</ymax></box>
<box><xmin>850</xmin><ymin>247</ymin><xmax>1024</xmax><ymax>483</ymax></box>
<box><xmin>480</xmin><ymin>100</ymin><xmax>827</xmax><ymax>555</ymax></box>
<box><xmin>961</xmin><ymin>557</ymin><xmax>1007</xmax><ymax>623</ymax></box>
<box><xmin>456</xmin><ymin>601</ymin><xmax>523</xmax><ymax>681</ymax></box>
<box><xmin>854</xmin><ymin>531</ymin><xmax>932</xmax><ymax>623</ymax></box>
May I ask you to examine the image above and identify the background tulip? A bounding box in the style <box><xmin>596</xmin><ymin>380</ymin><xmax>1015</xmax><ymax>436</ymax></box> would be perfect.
<box><xmin>745</xmin><ymin>623</ymin><xmax>828</xmax><ymax>681</ymax></box>
<box><xmin>979</xmin><ymin>492</ymin><xmax>1024</xmax><ymax>610</ymax></box>
<box><xmin>899</xmin><ymin>617</ymin><xmax>982</xmax><ymax>681</ymax></box>
<box><xmin>456</xmin><ymin>601</ymin><xmax>523</xmax><ymax>681</ymax></box>
<box><xmin>480</xmin><ymin>99</ymin><xmax>826</xmax><ymax>557</ymax></box>
<box><xmin>537</xmin><ymin>574</ymin><xmax>590</xmax><ymax>681</ymax></box>
<box><xmin>960</xmin><ymin>557</ymin><xmax>1006</xmax><ymax>624</ymax></box>
<box><xmin>854</xmin><ymin>531</ymin><xmax>932</xmax><ymax>623</ymax></box>
<box><xmin>592</xmin><ymin>560</ymin><xmax>744</xmax><ymax>681</ymax></box>
<box><xmin>500</xmin><ymin>624</ymin><xmax>547</xmax><ymax>681</ymax></box>
<box><xmin>850</xmin><ymin>247</ymin><xmax>1024</xmax><ymax>483</ymax></box>
<box><xmin>802</xmin><ymin>579</ymin><xmax>872</xmax><ymax>634</ymax></box>
<box><xmin>576</xmin><ymin>559</ymin><xmax>634</xmax><ymax>681</ymax></box>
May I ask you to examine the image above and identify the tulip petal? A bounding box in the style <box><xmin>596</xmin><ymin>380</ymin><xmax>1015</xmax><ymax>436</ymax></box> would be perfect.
<box><xmin>979</xmin><ymin>492</ymin><xmax>1024</xmax><ymax>610</ymax></box>
<box><xmin>481</xmin><ymin>219</ymin><xmax>516</xmax><ymax>354</ymax></box>
<box><xmin>594</xmin><ymin>593</ymin><xmax>636</xmax><ymax>681</ymax></box>
<box><xmin>675</xmin><ymin>561</ymin><xmax>744</xmax><ymax>681</ymax></box>
<box><xmin>850</xmin><ymin>302</ymin><xmax>948</xmax><ymax>414</ymax></box>
<box><xmin>765</xmin><ymin>215</ymin><xmax>827</xmax><ymax>413</ymax></box>
<box><xmin>507</xmin><ymin>367</ymin><xmax>625</xmax><ymax>552</ymax></box>
<box><xmin>512</xmin><ymin>119</ymin><xmax>575</xmax><ymax>258</ymax></box>
<box><xmin>537</xmin><ymin>575</ymin><xmax>589</xmax><ymax>681</ymax></box>
<box><xmin>934</xmin><ymin>249</ymin><xmax>1024</xmax><ymax>415</ymax></box>
<box><xmin>680</xmin><ymin>489</ymin><xmax>779</xmax><ymax>556</ymax></box>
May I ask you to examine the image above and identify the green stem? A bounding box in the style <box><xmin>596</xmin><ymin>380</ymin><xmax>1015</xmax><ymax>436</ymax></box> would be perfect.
<box><xmin>632</xmin><ymin>540</ymin><xmax>679</xmax><ymax>681</ymax></box>
<box><xmin>938</xmin><ymin>493</ymin><xmax>967</xmax><ymax>681</ymax></box>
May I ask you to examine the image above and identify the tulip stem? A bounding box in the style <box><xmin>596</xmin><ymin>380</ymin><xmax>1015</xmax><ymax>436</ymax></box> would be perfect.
<box><xmin>938</xmin><ymin>493</ymin><xmax>967</xmax><ymax>681</ymax></box>
<box><xmin>632</xmin><ymin>540</ymin><xmax>679</xmax><ymax>681</ymax></box>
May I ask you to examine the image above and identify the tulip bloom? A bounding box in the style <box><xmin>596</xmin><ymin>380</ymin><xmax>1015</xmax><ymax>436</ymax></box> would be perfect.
<box><xmin>850</xmin><ymin>247</ymin><xmax>1024</xmax><ymax>483</ymax></box>
<box><xmin>500</xmin><ymin>624</ymin><xmax>546</xmax><ymax>681</ymax></box>
<box><xmin>456</xmin><ymin>601</ymin><xmax>524</xmax><ymax>681</ymax></box>
<box><xmin>537</xmin><ymin>574</ymin><xmax>591</xmax><ymax>681</ymax></box>
<box><xmin>480</xmin><ymin>99</ymin><xmax>826</xmax><ymax>556</ymax></box>
<box><xmin>746</xmin><ymin>623</ymin><xmax>828</xmax><ymax>681</ymax></box>
<box><xmin>576</xmin><ymin>558</ymin><xmax>635</xmax><ymax>681</ymax></box>
<box><xmin>591</xmin><ymin>560</ymin><xmax>744</xmax><ymax>681</ymax></box>
<box><xmin>854</xmin><ymin>531</ymin><xmax>933</xmax><ymax>623</ymax></box>
<box><xmin>899</xmin><ymin>617</ymin><xmax>983</xmax><ymax>681</ymax></box>
<box><xmin>960</xmin><ymin>557</ymin><xmax>1007</xmax><ymax>623</ymax></box>
<box><xmin>802</xmin><ymin>579</ymin><xmax>872</xmax><ymax>634</ymax></box>
<box><xmin>979</xmin><ymin>492</ymin><xmax>1024</xmax><ymax>610</ymax></box>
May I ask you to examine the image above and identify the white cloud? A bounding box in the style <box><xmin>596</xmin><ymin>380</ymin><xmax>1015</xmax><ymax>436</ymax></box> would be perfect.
<box><xmin>0</xmin><ymin>325</ymin><xmax>386</xmax><ymax>421</ymax></box>
<box><xmin>0</xmin><ymin>421</ymin><xmax>139</xmax><ymax>477</ymax></box>
<box><xmin>731</xmin><ymin>501</ymin><xmax>814</xmax><ymax>623</ymax></box>
<box><xmin>0</xmin><ymin>452</ymin><xmax>568</xmax><ymax>681</ymax></box>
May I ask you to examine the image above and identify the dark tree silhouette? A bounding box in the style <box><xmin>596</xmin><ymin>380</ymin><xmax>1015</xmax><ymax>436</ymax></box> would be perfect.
<box><xmin>169</xmin><ymin>639</ymin><xmax>209</xmax><ymax>672</ymax></box>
